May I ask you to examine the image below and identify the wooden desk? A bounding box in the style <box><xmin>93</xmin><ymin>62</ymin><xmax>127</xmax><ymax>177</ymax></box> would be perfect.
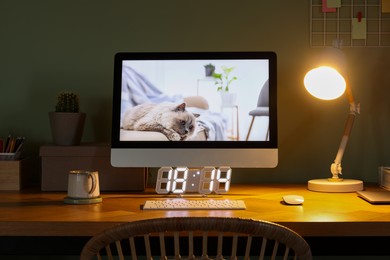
<box><xmin>1</xmin><ymin>184</ymin><xmax>390</xmax><ymax>237</ymax></box>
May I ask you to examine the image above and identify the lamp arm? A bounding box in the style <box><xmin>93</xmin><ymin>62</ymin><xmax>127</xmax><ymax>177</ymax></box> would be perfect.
<box><xmin>330</xmin><ymin>101</ymin><xmax>360</xmax><ymax>179</ymax></box>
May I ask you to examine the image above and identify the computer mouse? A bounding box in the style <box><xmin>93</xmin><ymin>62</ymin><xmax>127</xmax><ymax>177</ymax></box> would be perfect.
<box><xmin>282</xmin><ymin>195</ymin><xmax>304</xmax><ymax>205</ymax></box>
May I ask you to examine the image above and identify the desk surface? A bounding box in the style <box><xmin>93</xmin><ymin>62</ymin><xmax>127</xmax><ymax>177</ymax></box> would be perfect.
<box><xmin>1</xmin><ymin>184</ymin><xmax>390</xmax><ymax>237</ymax></box>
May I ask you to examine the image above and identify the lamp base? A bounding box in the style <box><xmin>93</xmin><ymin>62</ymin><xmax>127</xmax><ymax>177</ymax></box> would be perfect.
<box><xmin>308</xmin><ymin>179</ymin><xmax>363</xmax><ymax>193</ymax></box>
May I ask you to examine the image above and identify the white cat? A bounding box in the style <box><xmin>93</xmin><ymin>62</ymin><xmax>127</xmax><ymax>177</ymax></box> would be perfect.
<box><xmin>122</xmin><ymin>102</ymin><xmax>199</xmax><ymax>141</ymax></box>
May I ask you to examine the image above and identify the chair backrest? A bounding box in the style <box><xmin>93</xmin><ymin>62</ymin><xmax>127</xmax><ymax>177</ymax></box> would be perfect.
<box><xmin>80</xmin><ymin>217</ymin><xmax>312</xmax><ymax>260</ymax></box>
<box><xmin>257</xmin><ymin>79</ymin><xmax>269</xmax><ymax>107</ymax></box>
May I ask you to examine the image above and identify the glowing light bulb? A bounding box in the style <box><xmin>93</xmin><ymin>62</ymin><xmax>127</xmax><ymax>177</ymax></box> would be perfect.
<box><xmin>304</xmin><ymin>66</ymin><xmax>346</xmax><ymax>100</ymax></box>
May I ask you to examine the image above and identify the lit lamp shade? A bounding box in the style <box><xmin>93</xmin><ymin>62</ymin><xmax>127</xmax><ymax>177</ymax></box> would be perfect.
<box><xmin>304</xmin><ymin>66</ymin><xmax>346</xmax><ymax>100</ymax></box>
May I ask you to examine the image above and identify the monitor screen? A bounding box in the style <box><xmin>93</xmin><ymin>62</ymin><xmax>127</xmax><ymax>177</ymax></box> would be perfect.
<box><xmin>111</xmin><ymin>51</ymin><xmax>277</xmax><ymax>168</ymax></box>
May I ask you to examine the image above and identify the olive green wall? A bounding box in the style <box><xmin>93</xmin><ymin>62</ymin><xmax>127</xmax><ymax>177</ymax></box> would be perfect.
<box><xmin>1</xmin><ymin>1</ymin><xmax>389</xmax><ymax>186</ymax></box>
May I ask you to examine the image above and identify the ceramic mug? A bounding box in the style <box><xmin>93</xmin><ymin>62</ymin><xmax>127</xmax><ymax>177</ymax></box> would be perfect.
<box><xmin>67</xmin><ymin>170</ymin><xmax>100</xmax><ymax>199</ymax></box>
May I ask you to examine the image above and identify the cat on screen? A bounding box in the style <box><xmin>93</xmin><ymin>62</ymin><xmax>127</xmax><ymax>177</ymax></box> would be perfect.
<box><xmin>122</xmin><ymin>102</ymin><xmax>198</xmax><ymax>141</ymax></box>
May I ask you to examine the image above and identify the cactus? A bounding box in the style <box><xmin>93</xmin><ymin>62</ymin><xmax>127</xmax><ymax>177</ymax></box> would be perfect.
<box><xmin>55</xmin><ymin>92</ymin><xmax>80</xmax><ymax>113</ymax></box>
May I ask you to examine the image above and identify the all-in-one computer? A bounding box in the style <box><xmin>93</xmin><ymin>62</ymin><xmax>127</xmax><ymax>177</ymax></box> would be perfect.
<box><xmin>111</xmin><ymin>51</ymin><xmax>277</xmax><ymax>202</ymax></box>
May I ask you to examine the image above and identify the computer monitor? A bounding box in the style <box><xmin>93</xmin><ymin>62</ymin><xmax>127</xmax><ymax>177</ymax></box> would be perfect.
<box><xmin>111</xmin><ymin>51</ymin><xmax>277</xmax><ymax>168</ymax></box>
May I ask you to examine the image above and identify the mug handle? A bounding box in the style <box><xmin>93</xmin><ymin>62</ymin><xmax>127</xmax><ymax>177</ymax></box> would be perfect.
<box><xmin>88</xmin><ymin>173</ymin><xmax>97</xmax><ymax>195</ymax></box>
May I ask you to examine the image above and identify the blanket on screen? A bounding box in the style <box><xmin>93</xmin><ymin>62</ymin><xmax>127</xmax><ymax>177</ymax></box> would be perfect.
<box><xmin>121</xmin><ymin>65</ymin><xmax>226</xmax><ymax>140</ymax></box>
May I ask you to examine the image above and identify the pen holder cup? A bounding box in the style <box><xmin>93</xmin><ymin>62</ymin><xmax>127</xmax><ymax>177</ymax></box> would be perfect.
<box><xmin>0</xmin><ymin>152</ymin><xmax>21</xmax><ymax>161</ymax></box>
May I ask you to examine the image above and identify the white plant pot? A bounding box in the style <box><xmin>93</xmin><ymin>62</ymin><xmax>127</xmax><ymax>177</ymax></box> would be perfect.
<box><xmin>220</xmin><ymin>92</ymin><xmax>237</xmax><ymax>107</ymax></box>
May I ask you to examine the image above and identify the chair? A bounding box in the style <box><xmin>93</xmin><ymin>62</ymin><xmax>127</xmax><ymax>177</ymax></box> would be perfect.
<box><xmin>246</xmin><ymin>79</ymin><xmax>269</xmax><ymax>141</ymax></box>
<box><xmin>80</xmin><ymin>217</ymin><xmax>312</xmax><ymax>260</ymax></box>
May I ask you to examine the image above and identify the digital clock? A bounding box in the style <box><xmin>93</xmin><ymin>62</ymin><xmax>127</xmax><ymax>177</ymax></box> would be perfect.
<box><xmin>155</xmin><ymin>166</ymin><xmax>232</xmax><ymax>194</ymax></box>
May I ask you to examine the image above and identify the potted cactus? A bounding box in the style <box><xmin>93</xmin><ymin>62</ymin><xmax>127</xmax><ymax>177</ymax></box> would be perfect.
<box><xmin>49</xmin><ymin>92</ymin><xmax>86</xmax><ymax>146</ymax></box>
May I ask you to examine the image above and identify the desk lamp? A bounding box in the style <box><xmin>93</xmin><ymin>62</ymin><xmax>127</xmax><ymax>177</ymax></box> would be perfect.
<box><xmin>304</xmin><ymin>47</ymin><xmax>364</xmax><ymax>192</ymax></box>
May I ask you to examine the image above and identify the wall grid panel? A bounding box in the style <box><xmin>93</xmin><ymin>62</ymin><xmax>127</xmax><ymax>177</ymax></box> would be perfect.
<box><xmin>310</xmin><ymin>0</ymin><xmax>390</xmax><ymax>47</ymax></box>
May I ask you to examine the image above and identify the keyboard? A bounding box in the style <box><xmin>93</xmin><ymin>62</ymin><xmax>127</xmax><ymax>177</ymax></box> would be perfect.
<box><xmin>143</xmin><ymin>199</ymin><xmax>246</xmax><ymax>210</ymax></box>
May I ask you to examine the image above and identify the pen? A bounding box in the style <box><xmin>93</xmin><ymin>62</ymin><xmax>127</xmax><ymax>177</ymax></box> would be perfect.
<box><xmin>4</xmin><ymin>135</ymin><xmax>10</xmax><ymax>153</ymax></box>
<box><xmin>15</xmin><ymin>137</ymin><xmax>25</xmax><ymax>153</ymax></box>
<box><xmin>1</xmin><ymin>135</ymin><xmax>25</xmax><ymax>153</ymax></box>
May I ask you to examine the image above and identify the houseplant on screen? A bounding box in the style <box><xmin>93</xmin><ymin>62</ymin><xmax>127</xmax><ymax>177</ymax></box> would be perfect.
<box><xmin>212</xmin><ymin>66</ymin><xmax>238</xmax><ymax>106</ymax></box>
<box><xmin>49</xmin><ymin>92</ymin><xmax>86</xmax><ymax>146</ymax></box>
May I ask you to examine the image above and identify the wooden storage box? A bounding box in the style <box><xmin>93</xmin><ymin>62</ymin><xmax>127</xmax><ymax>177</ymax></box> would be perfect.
<box><xmin>0</xmin><ymin>159</ymin><xmax>27</xmax><ymax>191</ymax></box>
<box><xmin>40</xmin><ymin>143</ymin><xmax>147</xmax><ymax>191</ymax></box>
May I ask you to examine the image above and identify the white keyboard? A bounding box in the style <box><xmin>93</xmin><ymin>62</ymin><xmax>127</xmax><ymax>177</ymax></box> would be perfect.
<box><xmin>143</xmin><ymin>199</ymin><xmax>246</xmax><ymax>210</ymax></box>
